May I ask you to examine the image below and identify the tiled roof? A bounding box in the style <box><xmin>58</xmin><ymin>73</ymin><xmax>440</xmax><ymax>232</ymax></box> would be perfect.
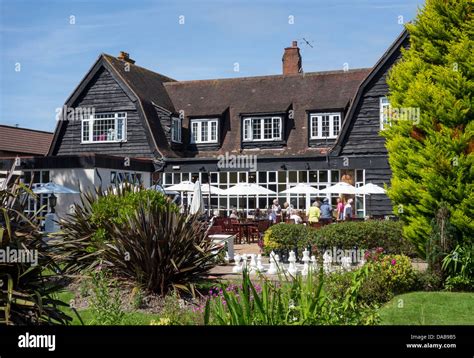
<box><xmin>0</xmin><ymin>125</ymin><xmax>53</xmax><ymax>156</ymax></box>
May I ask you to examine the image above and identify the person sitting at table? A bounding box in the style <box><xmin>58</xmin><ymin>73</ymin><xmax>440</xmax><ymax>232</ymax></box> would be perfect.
<box><xmin>229</xmin><ymin>209</ymin><xmax>239</xmax><ymax>220</ymax></box>
<box><xmin>307</xmin><ymin>201</ymin><xmax>321</xmax><ymax>223</ymax></box>
<box><xmin>290</xmin><ymin>209</ymin><xmax>303</xmax><ymax>224</ymax></box>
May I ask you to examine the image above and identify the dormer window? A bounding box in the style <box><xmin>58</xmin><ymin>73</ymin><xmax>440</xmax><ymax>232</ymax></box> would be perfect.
<box><xmin>81</xmin><ymin>112</ymin><xmax>127</xmax><ymax>143</ymax></box>
<box><xmin>243</xmin><ymin>116</ymin><xmax>282</xmax><ymax>142</ymax></box>
<box><xmin>171</xmin><ymin>117</ymin><xmax>182</xmax><ymax>143</ymax></box>
<box><xmin>309</xmin><ymin>113</ymin><xmax>341</xmax><ymax>139</ymax></box>
<box><xmin>190</xmin><ymin>118</ymin><xmax>218</xmax><ymax>144</ymax></box>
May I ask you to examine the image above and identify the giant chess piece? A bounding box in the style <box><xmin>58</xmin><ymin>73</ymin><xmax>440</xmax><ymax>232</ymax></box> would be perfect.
<box><xmin>275</xmin><ymin>254</ymin><xmax>282</xmax><ymax>273</ymax></box>
<box><xmin>287</xmin><ymin>250</ymin><xmax>298</xmax><ymax>276</ymax></box>
<box><xmin>256</xmin><ymin>254</ymin><xmax>265</xmax><ymax>272</ymax></box>
<box><xmin>249</xmin><ymin>254</ymin><xmax>258</xmax><ymax>273</ymax></box>
<box><xmin>310</xmin><ymin>255</ymin><xmax>317</xmax><ymax>272</ymax></box>
<box><xmin>232</xmin><ymin>254</ymin><xmax>242</xmax><ymax>274</ymax></box>
<box><xmin>301</xmin><ymin>249</ymin><xmax>310</xmax><ymax>276</ymax></box>
<box><xmin>241</xmin><ymin>254</ymin><xmax>248</xmax><ymax>272</ymax></box>
<box><xmin>323</xmin><ymin>251</ymin><xmax>332</xmax><ymax>273</ymax></box>
<box><xmin>267</xmin><ymin>251</ymin><xmax>278</xmax><ymax>275</ymax></box>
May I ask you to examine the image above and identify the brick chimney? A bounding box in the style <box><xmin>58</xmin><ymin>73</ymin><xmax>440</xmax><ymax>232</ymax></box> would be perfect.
<box><xmin>282</xmin><ymin>41</ymin><xmax>302</xmax><ymax>75</ymax></box>
<box><xmin>117</xmin><ymin>51</ymin><xmax>135</xmax><ymax>64</ymax></box>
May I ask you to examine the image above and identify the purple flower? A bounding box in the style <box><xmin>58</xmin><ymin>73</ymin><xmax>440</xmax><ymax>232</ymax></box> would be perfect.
<box><xmin>391</xmin><ymin>259</ymin><xmax>396</xmax><ymax>266</ymax></box>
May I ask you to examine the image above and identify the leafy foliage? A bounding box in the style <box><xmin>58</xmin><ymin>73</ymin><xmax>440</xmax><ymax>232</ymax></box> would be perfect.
<box><xmin>53</xmin><ymin>187</ymin><xmax>218</xmax><ymax>295</ymax></box>
<box><xmin>263</xmin><ymin>221</ymin><xmax>416</xmax><ymax>257</ymax></box>
<box><xmin>0</xmin><ymin>181</ymin><xmax>71</xmax><ymax>325</ymax></box>
<box><xmin>204</xmin><ymin>269</ymin><xmax>379</xmax><ymax>325</ymax></box>
<box><xmin>88</xmin><ymin>269</ymin><xmax>124</xmax><ymax>325</ymax></box>
<box><xmin>383</xmin><ymin>0</ymin><xmax>474</xmax><ymax>256</ymax></box>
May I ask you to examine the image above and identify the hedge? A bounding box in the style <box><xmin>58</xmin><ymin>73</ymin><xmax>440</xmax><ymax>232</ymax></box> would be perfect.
<box><xmin>263</xmin><ymin>221</ymin><xmax>417</xmax><ymax>257</ymax></box>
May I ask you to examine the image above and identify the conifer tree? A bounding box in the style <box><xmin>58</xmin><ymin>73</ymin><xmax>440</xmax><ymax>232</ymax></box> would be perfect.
<box><xmin>384</xmin><ymin>0</ymin><xmax>473</xmax><ymax>257</ymax></box>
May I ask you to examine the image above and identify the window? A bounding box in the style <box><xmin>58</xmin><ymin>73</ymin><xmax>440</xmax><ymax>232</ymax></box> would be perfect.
<box><xmin>242</xmin><ymin>117</ymin><xmax>282</xmax><ymax>141</ymax></box>
<box><xmin>171</xmin><ymin>117</ymin><xmax>181</xmax><ymax>143</ymax></box>
<box><xmin>81</xmin><ymin>112</ymin><xmax>127</xmax><ymax>143</ymax></box>
<box><xmin>310</xmin><ymin>113</ymin><xmax>341</xmax><ymax>139</ymax></box>
<box><xmin>190</xmin><ymin>119</ymin><xmax>219</xmax><ymax>144</ymax></box>
<box><xmin>380</xmin><ymin>97</ymin><xmax>391</xmax><ymax>130</ymax></box>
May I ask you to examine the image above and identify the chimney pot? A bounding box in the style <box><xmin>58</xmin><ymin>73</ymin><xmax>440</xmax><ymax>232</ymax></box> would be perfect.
<box><xmin>118</xmin><ymin>51</ymin><xmax>135</xmax><ymax>64</ymax></box>
<box><xmin>282</xmin><ymin>41</ymin><xmax>302</xmax><ymax>75</ymax></box>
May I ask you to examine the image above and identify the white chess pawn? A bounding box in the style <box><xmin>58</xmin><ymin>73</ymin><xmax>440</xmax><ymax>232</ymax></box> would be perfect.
<box><xmin>287</xmin><ymin>250</ymin><xmax>298</xmax><ymax>276</ymax></box>
<box><xmin>232</xmin><ymin>254</ymin><xmax>242</xmax><ymax>273</ymax></box>
<box><xmin>301</xmin><ymin>249</ymin><xmax>311</xmax><ymax>276</ymax></box>
<box><xmin>310</xmin><ymin>255</ymin><xmax>317</xmax><ymax>272</ymax></box>
<box><xmin>267</xmin><ymin>253</ymin><xmax>278</xmax><ymax>275</ymax></box>
<box><xmin>256</xmin><ymin>254</ymin><xmax>265</xmax><ymax>272</ymax></box>
<box><xmin>275</xmin><ymin>254</ymin><xmax>282</xmax><ymax>273</ymax></box>
<box><xmin>249</xmin><ymin>254</ymin><xmax>258</xmax><ymax>273</ymax></box>
<box><xmin>241</xmin><ymin>254</ymin><xmax>248</xmax><ymax>271</ymax></box>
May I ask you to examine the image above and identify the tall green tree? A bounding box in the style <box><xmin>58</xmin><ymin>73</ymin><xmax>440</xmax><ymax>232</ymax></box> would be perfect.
<box><xmin>384</xmin><ymin>0</ymin><xmax>473</xmax><ymax>257</ymax></box>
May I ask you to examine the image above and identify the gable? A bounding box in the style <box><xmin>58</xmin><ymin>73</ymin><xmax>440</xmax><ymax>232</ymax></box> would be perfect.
<box><xmin>331</xmin><ymin>30</ymin><xmax>409</xmax><ymax>157</ymax></box>
<box><xmin>50</xmin><ymin>64</ymin><xmax>157</xmax><ymax>159</ymax></box>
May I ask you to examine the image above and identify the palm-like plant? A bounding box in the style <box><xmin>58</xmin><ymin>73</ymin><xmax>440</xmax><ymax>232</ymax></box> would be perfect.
<box><xmin>0</xmin><ymin>180</ymin><xmax>71</xmax><ymax>325</ymax></box>
<box><xmin>53</xmin><ymin>186</ymin><xmax>218</xmax><ymax>295</ymax></box>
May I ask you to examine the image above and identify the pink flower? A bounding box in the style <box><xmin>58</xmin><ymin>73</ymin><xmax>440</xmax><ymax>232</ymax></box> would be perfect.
<box><xmin>391</xmin><ymin>259</ymin><xmax>396</xmax><ymax>266</ymax></box>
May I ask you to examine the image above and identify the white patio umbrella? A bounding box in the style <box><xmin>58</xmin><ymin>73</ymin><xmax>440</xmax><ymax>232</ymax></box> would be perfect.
<box><xmin>224</xmin><ymin>183</ymin><xmax>276</xmax><ymax>196</ymax></box>
<box><xmin>32</xmin><ymin>182</ymin><xmax>79</xmax><ymax>194</ymax></box>
<box><xmin>280</xmin><ymin>183</ymin><xmax>320</xmax><ymax>213</ymax></box>
<box><xmin>356</xmin><ymin>183</ymin><xmax>386</xmax><ymax>195</ymax></box>
<box><xmin>189</xmin><ymin>180</ymin><xmax>204</xmax><ymax>215</ymax></box>
<box><xmin>356</xmin><ymin>183</ymin><xmax>387</xmax><ymax>217</ymax></box>
<box><xmin>201</xmin><ymin>184</ymin><xmax>226</xmax><ymax>195</ymax></box>
<box><xmin>224</xmin><ymin>183</ymin><xmax>276</xmax><ymax>212</ymax></box>
<box><xmin>319</xmin><ymin>181</ymin><xmax>358</xmax><ymax>195</ymax></box>
<box><xmin>164</xmin><ymin>180</ymin><xmax>195</xmax><ymax>192</ymax></box>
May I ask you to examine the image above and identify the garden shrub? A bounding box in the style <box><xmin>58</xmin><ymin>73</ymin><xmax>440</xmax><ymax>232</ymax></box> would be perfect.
<box><xmin>263</xmin><ymin>223</ymin><xmax>311</xmax><ymax>254</ymax></box>
<box><xmin>90</xmin><ymin>189</ymin><xmax>178</xmax><ymax>243</ymax></box>
<box><xmin>55</xmin><ymin>195</ymin><xmax>218</xmax><ymax>295</ymax></box>
<box><xmin>325</xmin><ymin>252</ymin><xmax>418</xmax><ymax>305</ymax></box>
<box><xmin>263</xmin><ymin>221</ymin><xmax>417</xmax><ymax>257</ymax></box>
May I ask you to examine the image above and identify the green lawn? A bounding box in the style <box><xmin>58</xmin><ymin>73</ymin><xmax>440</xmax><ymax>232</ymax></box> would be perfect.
<box><xmin>56</xmin><ymin>290</ymin><xmax>162</xmax><ymax>325</ymax></box>
<box><xmin>379</xmin><ymin>291</ymin><xmax>474</xmax><ymax>325</ymax></box>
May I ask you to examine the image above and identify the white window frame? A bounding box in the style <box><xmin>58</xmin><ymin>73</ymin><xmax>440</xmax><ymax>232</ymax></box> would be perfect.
<box><xmin>309</xmin><ymin>113</ymin><xmax>341</xmax><ymax>139</ymax></box>
<box><xmin>380</xmin><ymin>97</ymin><xmax>391</xmax><ymax>130</ymax></box>
<box><xmin>171</xmin><ymin>117</ymin><xmax>182</xmax><ymax>143</ymax></box>
<box><xmin>190</xmin><ymin>118</ymin><xmax>219</xmax><ymax>144</ymax></box>
<box><xmin>81</xmin><ymin>112</ymin><xmax>127</xmax><ymax>143</ymax></box>
<box><xmin>242</xmin><ymin>116</ymin><xmax>282</xmax><ymax>142</ymax></box>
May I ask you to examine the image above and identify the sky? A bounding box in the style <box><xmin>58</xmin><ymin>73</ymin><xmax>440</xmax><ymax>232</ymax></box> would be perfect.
<box><xmin>0</xmin><ymin>0</ymin><xmax>425</xmax><ymax>132</ymax></box>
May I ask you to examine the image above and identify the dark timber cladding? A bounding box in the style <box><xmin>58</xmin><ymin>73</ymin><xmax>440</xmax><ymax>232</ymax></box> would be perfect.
<box><xmin>52</xmin><ymin>67</ymin><xmax>154</xmax><ymax>158</ymax></box>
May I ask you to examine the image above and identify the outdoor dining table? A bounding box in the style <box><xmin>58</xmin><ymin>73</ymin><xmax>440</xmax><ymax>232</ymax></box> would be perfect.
<box><xmin>232</xmin><ymin>222</ymin><xmax>258</xmax><ymax>244</ymax></box>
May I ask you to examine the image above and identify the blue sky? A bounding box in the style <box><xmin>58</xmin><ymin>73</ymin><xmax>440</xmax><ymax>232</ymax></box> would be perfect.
<box><xmin>0</xmin><ymin>0</ymin><xmax>425</xmax><ymax>132</ymax></box>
